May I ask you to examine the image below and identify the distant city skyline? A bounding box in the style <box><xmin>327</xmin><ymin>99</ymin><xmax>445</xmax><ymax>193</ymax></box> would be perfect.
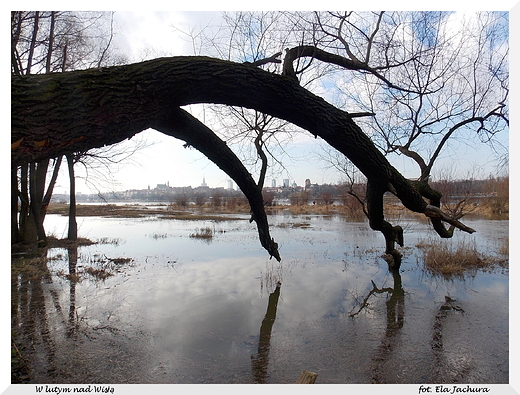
<box><xmin>51</xmin><ymin>125</ymin><xmax>507</xmax><ymax>196</ymax></box>
<box><xmin>52</xmin><ymin>128</ymin><xmax>356</xmax><ymax>195</ymax></box>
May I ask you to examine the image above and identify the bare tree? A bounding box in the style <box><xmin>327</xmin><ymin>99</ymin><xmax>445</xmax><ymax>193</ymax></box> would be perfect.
<box><xmin>11</xmin><ymin>11</ymin><xmax>127</xmax><ymax>244</ymax></box>
<box><xmin>12</xmin><ymin>11</ymin><xmax>62</xmax><ymax>244</ymax></box>
<box><xmin>296</xmin><ymin>12</ymin><xmax>508</xmax><ymax>178</ymax></box>
<box><xmin>274</xmin><ymin>11</ymin><xmax>507</xmax><ymax>261</ymax></box>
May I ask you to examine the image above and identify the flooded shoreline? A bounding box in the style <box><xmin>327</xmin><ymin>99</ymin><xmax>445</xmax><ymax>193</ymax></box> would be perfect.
<box><xmin>12</xmin><ymin>210</ymin><xmax>509</xmax><ymax>384</ymax></box>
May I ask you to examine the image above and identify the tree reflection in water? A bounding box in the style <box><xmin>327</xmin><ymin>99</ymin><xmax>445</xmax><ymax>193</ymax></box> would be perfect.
<box><xmin>431</xmin><ymin>295</ymin><xmax>471</xmax><ymax>383</ymax></box>
<box><xmin>352</xmin><ymin>269</ymin><xmax>479</xmax><ymax>383</ymax></box>
<box><xmin>11</xmin><ymin>217</ymin><xmax>507</xmax><ymax>384</ymax></box>
<box><xmin>12</xmin><ymin>246</ymin><xmax>81</xmax><ymax>382</ymax></box>
<box><xmin>370</xmin><ymin>270</ymin><xmax>405</xmax><ymax>383</ymax></box>
<box><xmin>251</xmin><ymin>281</ymin><xmax>281</xmax><ymax>384</ymax></box>
<box><xmin>66</xmin><ymin>246</ymin><xmax>79</xmax><ymax>337</ymax></box>
<box><xmin>12</xmin><ymin>249</ymin><xmax>59</xmax><ymax>382</ymax></box>
<box><xmin>348</xmin><ymin>269</ymin><xmax>405</xmax><ymax>383</ymax></box>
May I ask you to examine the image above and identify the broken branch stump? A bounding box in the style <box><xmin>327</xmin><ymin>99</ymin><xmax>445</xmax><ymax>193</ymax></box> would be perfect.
<box><xmin>296</xmin><ymin>370</ymin><xmax>318</xmax><ymax>384</ymax></box>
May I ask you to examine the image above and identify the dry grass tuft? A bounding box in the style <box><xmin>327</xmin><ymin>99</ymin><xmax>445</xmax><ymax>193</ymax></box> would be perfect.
<box><xmin>96</xmin><ymin>237</ymin><xmax>122</xmax><ymax>245</ymax></box>
<box><xmin>418</xmin><ymin>239</ymin><xmax>507</xmax><ymax>278</ymax></box>
<box><xmin>149</xmin><ymin>232</ymin><xmax>169</xmax><ymax>239</ymax></box>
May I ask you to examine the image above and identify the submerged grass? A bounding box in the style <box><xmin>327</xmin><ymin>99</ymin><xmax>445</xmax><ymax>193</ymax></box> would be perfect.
<box><xmin>149</xmin><ymin>232</ymin><xmax>169</xmax><ymax>239</ymax></box>
<box><xmin>47</xmin><ymin>236</ymin><xmax>96</xmax><ymax>248</ymax></box>
<box><xmin>96</xmin><ymin>237</ymin><xmax>122</xmax><ymax>246</ymax></box>
<box><xmin>189</xmin><ymin>227</ymin><xmax>214</xmax><ymax>239</ymax></box>
<box><xmin>11</xmin><ymin>255</ymin><xmax>49</xmax><ymax>282</ymax></box>
<box><xmin>275</xmin><ymin>222</ymin><xmax>312</xmax><ymax>229</ymax></box>
<box><xmin>84</xmin><ymin>266</ymin><xmax>113</xmax><ymax>280</ymax></box>
<box><xmin>55</xmin><ymin>266</ymin><xmax>114</xmax><ymax>282</ymax></box>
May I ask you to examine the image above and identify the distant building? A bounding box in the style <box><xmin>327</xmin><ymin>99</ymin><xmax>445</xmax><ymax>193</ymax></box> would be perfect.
<box><xmin>305</xmin><ymin>179</ymin><xmax>311</xmax><ymax>189</ymax></box>
<box><xmin>227</xmin><ymin>180</ymin><xmax>234</xmax><ymax>190</ymax></box>
<box><xmin>283</xmin><ymin>179</ymin><xmax>290</xmax><ymax>188</ymax></box>
<box><xmin>271</xmin><ymin>179</ymin><xmax>277</xmax><ymax>188</ymax></box>
<box><xmin>201</xmin><ymin>176</ymin><xmax>208</xmax><ymax>187</ymax></box>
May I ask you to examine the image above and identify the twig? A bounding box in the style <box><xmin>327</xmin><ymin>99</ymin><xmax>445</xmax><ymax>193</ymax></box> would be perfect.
<box><xmin>11</xmin><ymin>339</ymin><xmax>26</xmax><ymax>361</ymax></box>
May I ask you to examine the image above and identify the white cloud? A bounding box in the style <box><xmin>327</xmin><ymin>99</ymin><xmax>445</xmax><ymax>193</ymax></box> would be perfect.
<box><xmin>112</xmin><ymin>11</ymin><xmax>193</xmax><ymax>60</ymax></box>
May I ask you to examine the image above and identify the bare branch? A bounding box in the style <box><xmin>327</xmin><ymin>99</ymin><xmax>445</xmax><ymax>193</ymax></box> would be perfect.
<box><xmin>247</xmin><ymin>51</ymin><xmax>282</xmax><ymax>67</ymax></box>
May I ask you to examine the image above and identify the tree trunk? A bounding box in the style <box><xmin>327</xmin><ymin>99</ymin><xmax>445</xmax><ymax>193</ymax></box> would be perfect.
<box><xmin>42</xmin><ymin>156</ymin><xmax>62</xmax><ymax>209</ymax></box>
<box><xmin>12</xmin><ymin>57</ymin><xmax>396</xmax><ymax>181</ymax></box>
<box><xmin>25</xmin><ymin>11</ymin><xmax>39</xmax><ymax>75</ymax></box>
<box><xmin>13</xmin><ymin>157</ymin><xmax>62</xmax><ymax>246</ymax></box>
<box><xmin>28</xmin><ymin>162</ymin><xmax>47</xmax><ymax>245</ymax></box>
<box><xmin>11</xmin><ymin>56</ymin><xmax>475</xmax><ymax>261</ymax></box>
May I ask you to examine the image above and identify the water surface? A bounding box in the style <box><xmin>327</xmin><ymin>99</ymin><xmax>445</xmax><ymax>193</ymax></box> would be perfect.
<box><xmin>12</xmin><ymin>210</ymin><xmax>509</xmax><ymax>384</ymax></box>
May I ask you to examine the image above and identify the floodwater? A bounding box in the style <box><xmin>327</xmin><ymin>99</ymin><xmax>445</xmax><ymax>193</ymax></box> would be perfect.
<box><xmin>11</xmin><ymin>208</ymin><xmax>509</xmax><ymax>384</ymax></box>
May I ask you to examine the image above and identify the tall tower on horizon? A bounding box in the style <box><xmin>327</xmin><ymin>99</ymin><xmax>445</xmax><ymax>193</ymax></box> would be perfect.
<box><xmin>201</xmin><ymin>176</ymin><xmax>208</xmax><ymax>187</ymax></box>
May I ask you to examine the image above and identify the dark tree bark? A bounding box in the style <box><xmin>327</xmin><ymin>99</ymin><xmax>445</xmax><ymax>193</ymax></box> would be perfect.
<box><xmin>11</xmin><ymin>56</ymin><xmax>475</xmax><ymax>263</ymax></box>
<box><xmin>27</xmin><ymin>162</ymin><xmax>47</xmax><ymax>245</ymax></box>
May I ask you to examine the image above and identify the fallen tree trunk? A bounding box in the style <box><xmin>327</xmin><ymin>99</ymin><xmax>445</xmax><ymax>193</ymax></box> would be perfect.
<box><xmin>11</xmin><ymin>56</ymin><xmax>392</xmax><ymax>179</ymax></box>
<box><xmin>12</xmin><ymin>56</ymin><xmax>474</xmax><ymax>264</ymax></box>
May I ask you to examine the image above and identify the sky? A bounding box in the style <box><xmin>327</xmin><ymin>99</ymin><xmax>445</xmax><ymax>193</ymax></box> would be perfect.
<box><xmin>44</xmin><ymin>10</ymin><xmax>510</xmax><ymax>194</ymax></box>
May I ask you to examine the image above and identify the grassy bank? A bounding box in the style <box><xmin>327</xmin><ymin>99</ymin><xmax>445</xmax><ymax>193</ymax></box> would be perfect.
<box><xmin>46</xmin><ymin>199</ymin><xmax>507</xmax><ymax>220</ymax></box>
